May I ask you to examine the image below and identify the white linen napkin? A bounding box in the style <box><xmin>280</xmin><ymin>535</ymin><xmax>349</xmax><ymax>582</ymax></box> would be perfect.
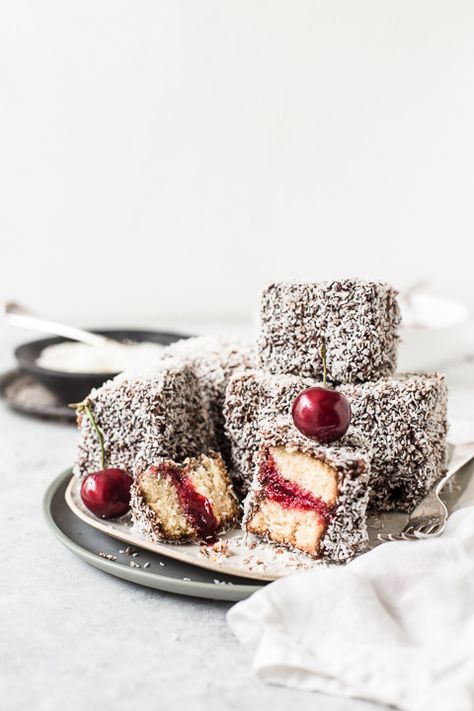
<box><xmin>228</xmin><ymin>505</ymin><xmax>474</xmax><ymax>711</ymax></box>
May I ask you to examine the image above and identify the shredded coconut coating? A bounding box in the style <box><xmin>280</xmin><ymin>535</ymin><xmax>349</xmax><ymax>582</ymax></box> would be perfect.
<box><xmin>242</xmin><ymin>418</ymin><xmax>371</xmax><ymax>563</ymax></box>
<box><xmin>342</xmin><ymin>373</ymin><xmax>448</xmax><ymax>511</ymax></box>
<box><xmin>258</xmin><ymin>280</ymin><xmax>401</xmax><ymax>383</ymax></box>
<box><xmin>163</xmin><ymin>336</ymin><xmax>255</xmax><ymax>458</ymax></box>
<box><xmin>74</xmin><ymin>337</ymin><xmax>254</xmax><ymax>479</ymax></box>
<box><xmin>224</xmin><ymin>369</ymin><xmax>448</xmax><ymax>511</ymax></box>
<box><xmin>74</xmin><ymin>361</ymin><xmax>213</xmax><ymax>478</ymax></box>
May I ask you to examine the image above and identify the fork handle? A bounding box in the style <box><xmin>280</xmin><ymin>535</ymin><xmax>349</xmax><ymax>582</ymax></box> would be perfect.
<box><xmin>435</xmin><ymin>447</ymin><xmax>474</xmax><ymax>495</ymax></box>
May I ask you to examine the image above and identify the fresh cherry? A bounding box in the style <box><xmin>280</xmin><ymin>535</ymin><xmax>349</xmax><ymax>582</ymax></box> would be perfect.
<box><xmin>291</xmin><ymin>386</ymin><xmax>352</xmax><ymax>443</ymax></box>
<box><xmin>291</xmin><ymin>343</ymin><xmax>352</xmax><ymax>443</ymax></box>
<box><xmin>80</xmin><ymin>468</ymin><xmax>132</xmax><ymax>519</ymax></box>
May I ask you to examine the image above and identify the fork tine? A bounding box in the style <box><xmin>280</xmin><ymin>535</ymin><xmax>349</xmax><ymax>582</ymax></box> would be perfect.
<box><xmin>377</xmin><ymin>518</ymin><xmax>446</xmax><ymax>542</ymax></box>
<box><xmin>418</xmin><ymin>523</ymin><xmax>436</xmax><ymax>536</ymax></box>
<box><xmin>413</xmin><ymin>523</ymin><xmax>432</xmax><ymax>535</ymax></box>
<box><xmin>425</xmin><ymin>522</ymin><xmax>445</xmax><ymax>535</ymax></box>
<box><xmin>377</xmin><ymin>533</ymin><xmax>402</xmax><ymax>542</ymax></box>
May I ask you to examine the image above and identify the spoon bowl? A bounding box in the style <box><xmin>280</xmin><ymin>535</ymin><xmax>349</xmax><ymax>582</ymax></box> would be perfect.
<box><xmin>15</xmin><ymin>329</ymin><xmax>189</xmax><ymax>403</ymax></box>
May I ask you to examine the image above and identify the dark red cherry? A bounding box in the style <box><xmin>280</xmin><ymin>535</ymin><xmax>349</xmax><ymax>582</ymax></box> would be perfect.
<box><xmin>291</xmin><ymin>386</ymin><xmax>352</xmax><ymax>443</ymax></box>
<box><xmin>80</xmin><ymin>468</ymin><xmax>132</xmax><ymax>519</ymax></box>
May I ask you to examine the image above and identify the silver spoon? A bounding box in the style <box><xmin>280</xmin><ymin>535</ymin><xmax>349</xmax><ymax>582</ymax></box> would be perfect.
<box><xmin>4</xmin><ymin>302</ymin><xmax>109</xmax><ymax>348</ymax></box>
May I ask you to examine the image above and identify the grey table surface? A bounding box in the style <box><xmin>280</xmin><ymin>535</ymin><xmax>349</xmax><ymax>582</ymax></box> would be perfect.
<box><xmin>1</xmin><ymin>323</ymin><xmax>473</xmax><ymax>711</ymax></box>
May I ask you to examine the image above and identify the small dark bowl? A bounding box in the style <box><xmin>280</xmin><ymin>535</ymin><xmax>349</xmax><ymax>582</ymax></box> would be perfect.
<box><xmin>15</xmin><ymin>329</ymin><xmax>190</xmax><ymax>404</ymax></box>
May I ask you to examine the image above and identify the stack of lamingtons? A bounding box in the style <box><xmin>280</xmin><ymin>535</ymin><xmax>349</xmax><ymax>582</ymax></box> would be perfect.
<box><xmin>74</xmin><ymin>279</ymin><xmax>448</xmax><ymax>564</ymax></box>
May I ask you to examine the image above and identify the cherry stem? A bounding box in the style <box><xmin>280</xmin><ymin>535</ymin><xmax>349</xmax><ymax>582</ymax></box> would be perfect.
<box><xmin>69</xmin><ymin>398</ymin><xmax>106</xmax><ymax>469</ymax></box>
<box><xmin>320</xmin><ymin>343</ymin><xmax>327</xmax><ymax>388</ymax></box>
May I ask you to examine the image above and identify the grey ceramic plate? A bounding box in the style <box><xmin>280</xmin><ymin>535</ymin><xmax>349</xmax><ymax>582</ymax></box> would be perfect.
<box><xmin>45</xmin><ymin>448</ymin><xmax>474</xmax><ymax>600</ymax></box>
<box><xmin>62</xmin><ymin>443</ymin><xmax>474</xmax><ymax>583</ymax></box>
<box><xmin>43</xmin><ymin>470</ymin><xmax>264</xmax><ymax>601</ymax></box>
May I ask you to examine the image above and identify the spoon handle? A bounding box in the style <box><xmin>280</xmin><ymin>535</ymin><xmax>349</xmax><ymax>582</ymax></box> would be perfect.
<box><xmin>4</xmin><ymin>302</ymin><xmax>108</xmax><ymax>347</ymax></box>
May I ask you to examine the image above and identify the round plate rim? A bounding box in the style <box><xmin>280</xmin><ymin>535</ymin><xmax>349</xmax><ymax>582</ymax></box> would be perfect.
<box><xmin>43</xmin><ymin>470</ymin><xmax>264</xmax><ymax>601</ymax></box>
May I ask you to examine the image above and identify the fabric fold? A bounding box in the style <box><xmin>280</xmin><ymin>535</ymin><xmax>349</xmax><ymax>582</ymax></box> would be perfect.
<box><xmin>228</xmin><ymin>507</ymin><xmax>474</xmax><ymax>711</ymax></box>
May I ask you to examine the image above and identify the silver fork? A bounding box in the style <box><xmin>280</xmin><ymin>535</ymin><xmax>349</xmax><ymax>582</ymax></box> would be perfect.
<box><xmin>377</xmin><ymin>445</ymin><xmax>473</xmax><ymax>542</ymax></box>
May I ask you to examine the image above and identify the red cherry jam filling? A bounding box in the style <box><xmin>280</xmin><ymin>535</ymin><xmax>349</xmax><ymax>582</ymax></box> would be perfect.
<box><xmin>260</xmin><ymin>454</ymin><xmax>333</xmax><ymax>523</ymax></box>
<box><xmin>158</xmin><ymin>463</ymin><xmax>218</xmax><ymax>544</ymax></box>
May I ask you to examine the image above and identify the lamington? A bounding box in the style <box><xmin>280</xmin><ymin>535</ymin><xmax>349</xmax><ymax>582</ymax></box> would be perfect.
<box><xmin>224</xmin><ymin>369</ymin><xmax>448</xmax><ymax>511</ymax></box>
<box><xmin>131</xmin><ymin>452</ymin><xmax>239</xmax><ymax>543</ymax></box>
<box><xmin>163</xmin><ymin>336</ymin><xmax>255</xmax><ymax>457</ymax></box>
<box><xmin>74</xmin><ymin>337</ymin><xmax>254</xmax><ymax>481</ymax></box>
<box><xmin>342</xmin><ymin>373</ymin><xmax>448</xmax><ymax>511</ymax></box>
<box><xmin>258</xmin><ymin>280</ymin><xmax>401</xmax><ymax>383</ymax></box>
<box><xmin>74</xmin><ymin>361</ymin><xmax>213</xmax><ymax>479</ymax></box>
<box><xmin>243</xmin><ymin>419</ymin><xmax>371</xmax><ymax>562</ymax></box>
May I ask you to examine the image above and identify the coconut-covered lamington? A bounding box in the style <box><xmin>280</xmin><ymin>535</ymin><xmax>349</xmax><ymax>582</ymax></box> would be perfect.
<box><xmin>258</xmin><ymin>280</ymin><xmax>401</xmax><ymax>383</ymax></box>
<box><xmin>243</xmin><ymin>419</ymin><xmax>371</xmax><ymax>562</ymax></box>
<box><xmin>74</xmin><ymin>362</ymin><xmax>213</xmax><ymax>479</ymax></box>
<box><xmin>224</xmin><ymin>370</ymin><xmax>448</xmax><ymax>511</ymax></box>
<box><xmin>342</xmin><ymin>373</ymin><xmax>448</xmax><ymax>511</ymax></box>
<box><xmin>163</xmin><ymin>336</ymin><xmax>254</xmax><ymax>457</ymax></box>
<box><xmin>131</xmin><ymin>452</ymin><xmax>239</xmax><ymax>543</ymax></box>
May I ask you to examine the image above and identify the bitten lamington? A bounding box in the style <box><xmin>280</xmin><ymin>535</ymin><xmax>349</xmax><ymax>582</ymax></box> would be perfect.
<box><xmin>258</xmin><ymin>280</ymin><xmax>401</xmax><ymax>383</ymax></box>
<box><xmin>131</xmin><ymin>452</ymin><xmax>239</xmax><ymax>543</ymax></box>
<box><xmin>224</xmin><ymin>370</ymin><xmax>448</xmax><ymax>511</ymax></box>
<box><xmin>243</xmin><ymin>419</ymin><xmax>371</xmax><ymax>562</ymax></box>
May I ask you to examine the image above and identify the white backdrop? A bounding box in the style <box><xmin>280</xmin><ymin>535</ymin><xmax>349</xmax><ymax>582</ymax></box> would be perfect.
<box><xmin>1</xmin><ymin>0</ymin><xmax>473</xmax><ymax>328</ymax></box>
